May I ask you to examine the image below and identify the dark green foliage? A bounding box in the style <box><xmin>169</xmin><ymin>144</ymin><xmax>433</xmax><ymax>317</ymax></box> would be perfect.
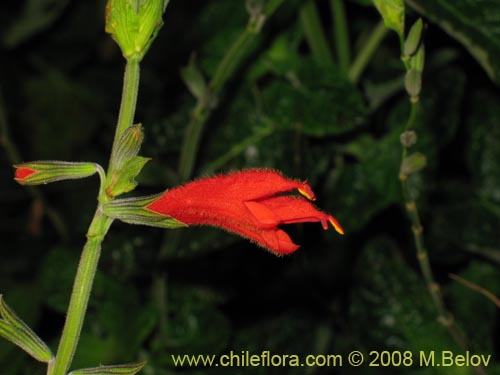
<box><xmin>2</xmin><ymin>1</ymin><xmax>500</xmax><ymax>374</ymax></box>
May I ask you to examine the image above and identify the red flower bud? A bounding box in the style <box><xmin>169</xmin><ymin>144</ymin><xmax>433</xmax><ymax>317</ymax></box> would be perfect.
<box><xmin>13</xmin><ymin>161</ymin><xmax>98</xmax><ymax>185</ymax></box>
<box><xmin>146</xmin><ymin>169</ymin><xmax>343</xmax><ymax>255</ymax></box>
<box><xmin>15</xmin><ymin>167</ymin><xmax>37</xmax><ymax>181</ymax></box>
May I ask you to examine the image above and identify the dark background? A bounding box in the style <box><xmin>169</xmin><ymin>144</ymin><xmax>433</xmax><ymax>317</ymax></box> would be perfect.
<box><xmin>1</xmin><ymin>0</ymin><xmax>500</xmax><ymax>374</ymax></box>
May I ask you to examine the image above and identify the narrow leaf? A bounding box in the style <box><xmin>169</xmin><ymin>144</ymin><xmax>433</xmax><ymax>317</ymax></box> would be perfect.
<box><xmin>69</xmin><ymin>361</ymin><xmax>146</xmax><ymax>375</ymax></box>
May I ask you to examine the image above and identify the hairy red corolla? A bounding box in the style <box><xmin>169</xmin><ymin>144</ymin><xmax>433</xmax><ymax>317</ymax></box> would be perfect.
<box><xmin>146</xmin><ymin>169</ymin><xmax>343</xmax><ymax>255</ymax></box>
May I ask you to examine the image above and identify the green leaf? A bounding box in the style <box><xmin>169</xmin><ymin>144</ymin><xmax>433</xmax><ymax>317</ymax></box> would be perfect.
<box><xmin>106</xmin><ymin>156</ymin><xmax>150</xmax><ymax>197</ymax></box>
<box><xmin>465</xmin><ymin>244</ymin><xmax>500</xmax><ymax>267</ymax></box>
<box><xmin>465</xmin><ymin>90</ymin><xmax>500</xmax><ymax>204</ymax></box>
<box><xmin>373</xmin><ymin>0</ymin><xmax>405</xmax><ymax>36</ymax></box>
<box><xmin>247</xmin><ymin>29</ymin><xmax>301</xmax><ymax>80</ymax></box>
<box><xmin>407</xmin><ymin>0</ymin><xmax>500</xmax><ymax>83</ymax></box>
<box><xmin>0</xmin><ymin>295</ymin><xmax>53</xmax><ymax>363</ymax></box>
<box><xmin>332</xmin><ymin>130</ymin><xmax>402</xmax><ymax>231</ymax></box>
<box><xmin>69</xmin><ymin>361</ymin><xmax>146</xmax><ymax>375</ymax></box>
<box><xmin>153</xmin><ymin>287</ymin><xmax>230</xmax><ymax>366</ymax></box>
<box><xmin>263</xmin><ymin>60</ymin><xmax>366</xmax><ymax>136</ymax></box>
<box><xmin>426</xmin><ymin>183</ymin><xmax>500</xmax><ymax>262</ymax></box>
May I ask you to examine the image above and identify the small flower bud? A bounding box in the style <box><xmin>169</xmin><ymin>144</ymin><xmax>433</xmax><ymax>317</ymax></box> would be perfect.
<box><xmin>405</xmin><ymin>68</ymin><xmax>422</xmax><ymax>99</ymax></box>
<box><xmin>404</xmin><ymin>18</ymin><xmax>424</xmax><ymax>57</ymax></box>
<box><xmin>106</xmin><ymin>124</ymin><xmax>148</xmax><ymax>198</ymax></box>
<box><xmin>14</xmin><ymin>161</ymin><xmax>98</xmax><ymax>185</ymax></box>
<box><xmin>105</xmin><ymin>0</ymin><xmax>168</xmax><ymax>60</ymax></box>
<box><xmin>400</xmin><ymin>130</ymin><xmax>417</xmax><ymax>148</ymax></box>
<box><xmin>110</xmin><ymin>124</ymin><xmax>144</xmax><ymax>172</ymax></box>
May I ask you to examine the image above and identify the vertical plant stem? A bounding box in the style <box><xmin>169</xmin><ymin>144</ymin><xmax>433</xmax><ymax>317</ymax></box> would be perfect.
<box><xmin>49</xmin><ymin>58</ymin><xmax>142</xmax><ymax>375</ymax></box>
<box><xmin>300</xmin><ymin>0</ymin><xmax>335</xmax><ymax>67</ymax></box>
<box><xmin>50</xmin><ymin>212</ymin><xmax>113</xmax><ymax>375</ymax></box>
<box><xmin>210</xmin><ymin>31</ymin><xmax>255</xmax><ymax>96</ymax></box>
<box><xmin>330</xmin><ymin>0</ymin><xmax>350</xmax><ymax>74</ymax></box>
<box><xmin>348</xmin><ymin>21</ymin><xmax>387</xmax><ymax>83</ymax></box>
<box><xmin>112</xmin><ymin>58</ymin><xmax>140</xmax><ymax>148</ymax></box>
<box><xmin>177</xmin><ymin>99</ymin><xmax>210</xmax><ymax>183</ymax></box>
<box><xmin>399</xmin><ymin>104</ymin><xmax>468</xmax><ymax>350</ymax></box>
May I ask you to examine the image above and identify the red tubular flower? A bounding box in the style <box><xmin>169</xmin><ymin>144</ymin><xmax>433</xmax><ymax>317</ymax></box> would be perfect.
<box><xmin>146</xmin><ymin>169</ymin><xmax>343</xmax><ymax>255</ymax></box>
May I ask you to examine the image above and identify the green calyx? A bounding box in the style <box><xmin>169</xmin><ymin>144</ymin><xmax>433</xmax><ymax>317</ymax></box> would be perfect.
<box><xmin>373</xmin><ymin>0</ymin><xmax>405</xmax><ymax>37</ymax></box>
<box><xmin>105</xmin><ymin>0</ymin><xmax>169</xmax><ymax>61</ymax></box>
<box><xmin>102</xmin><ymin>194</ymin><xmax>187</xmax><ymax>229</ymax></box>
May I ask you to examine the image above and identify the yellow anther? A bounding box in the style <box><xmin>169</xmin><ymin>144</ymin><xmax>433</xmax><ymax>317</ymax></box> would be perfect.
<box><xmin>329</xmin><ymin>217</ymin><xmax>344</xmax><ymax>235</ymax></box>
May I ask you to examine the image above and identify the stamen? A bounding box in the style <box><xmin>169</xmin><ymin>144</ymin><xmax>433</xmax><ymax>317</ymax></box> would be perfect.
<box><xmin>298</xmin><ymin>187</ymin><xmax>316</xmax><ymax>201</ymax></box>
<box><xmin>329</xmin><ymin>216</ymin><xmax>344</xmax><ymax>235</ymax></box>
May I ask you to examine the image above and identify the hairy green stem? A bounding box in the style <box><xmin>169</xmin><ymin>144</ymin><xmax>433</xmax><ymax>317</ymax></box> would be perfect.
<box><xmin>49</xmin><ymin>58</ymin><xmax>141</xmax><ymax>375</ymax></box>
<box><xmin>348</xmin><ymin>21</ymin><xmax>387</xmax><ymax>83</ymax></box>
<box><xmin>300</xmin><ymin>0</ymin><xmax>334</xmax><ymax>67</ymax></box>
<box><xmin>113</xmin><ymin>58</ymin><xmax>140</xmax><ymax>147</ymax></box>
<box><xmin>49</xmin><ymin>212</ymin><xmax>113</xmax><ymax>375</ymax></box>
<box><xmin>330</xmin><ymin>0</ymin><xmax>350</xmax><ymax>74</ymax></box>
